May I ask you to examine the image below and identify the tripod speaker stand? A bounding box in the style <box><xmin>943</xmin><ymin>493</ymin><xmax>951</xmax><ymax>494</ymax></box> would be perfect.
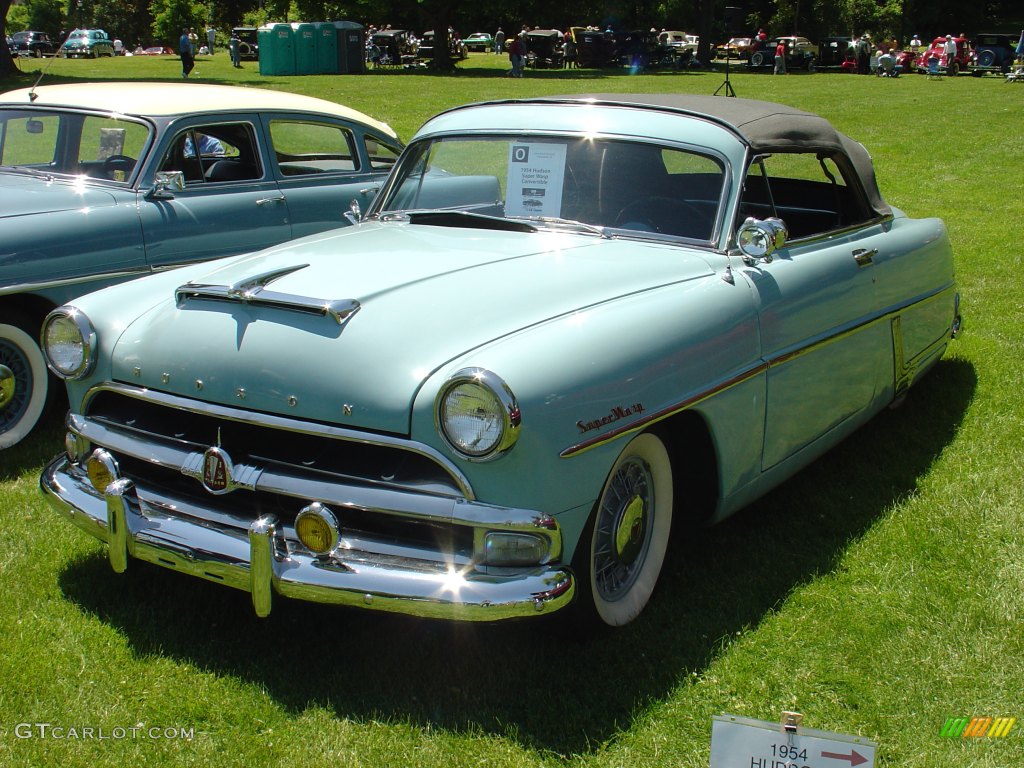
<box><xmin>714</xmin><ymin>52</ymin><xmax>737</xmax><ymax>97</ymax></box>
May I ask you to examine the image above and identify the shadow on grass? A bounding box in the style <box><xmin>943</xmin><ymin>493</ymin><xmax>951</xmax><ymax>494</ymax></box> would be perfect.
<box><xmin>56</xmin><ymin>357</ymin><xmax>975</xmax><ymax>757</ymax></box>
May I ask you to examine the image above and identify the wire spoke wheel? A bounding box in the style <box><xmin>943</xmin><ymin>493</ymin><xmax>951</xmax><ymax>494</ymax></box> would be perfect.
<box><xmin>0</xmin><ymin>321</ymin><xmax>50</xmax><ymax>449</ymax></box>
<box><xmin>584</xmin><ymin>432</ymin><xmax>673</xmax><ymax>626</ymax></box>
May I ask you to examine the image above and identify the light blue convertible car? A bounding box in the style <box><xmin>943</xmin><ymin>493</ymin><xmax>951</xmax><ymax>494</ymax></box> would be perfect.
<box><xmin>40</xmin><ymin>95</ymin><xmax>960</xmax><ymax>627</ymax></box>
<box><xmin>0</xmin><ymin>82</ymin><xmax>401</xmax><ymax>447</ymax></box>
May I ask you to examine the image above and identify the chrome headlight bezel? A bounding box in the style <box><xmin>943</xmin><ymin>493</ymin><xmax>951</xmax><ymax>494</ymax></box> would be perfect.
<box><xmin>41</xmin><ymin>307</ymin><xmax>96</xmax><ymax>380</ymax></box>
<box><xmin>435</xmin><ymin>368</ymin><xmax>521</xmax><ymax>461</ymax></box>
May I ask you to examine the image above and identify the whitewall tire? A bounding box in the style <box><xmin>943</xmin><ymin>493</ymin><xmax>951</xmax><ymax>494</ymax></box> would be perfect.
<box><xmin>0</xmin><ymin>321</ymin><xmax>50</xmax><ymax>449</ymax></box>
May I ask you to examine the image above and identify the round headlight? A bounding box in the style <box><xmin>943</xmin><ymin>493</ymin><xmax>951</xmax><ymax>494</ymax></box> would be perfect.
<box><xmin>41</xmin><ymin>307</ymin><xmax>96</xmax><ymax>380</ymax></box>
<box><xmin>437</xmin><ymin>369</ymin><xmax>520</xmax><ymax>460</ymax></box>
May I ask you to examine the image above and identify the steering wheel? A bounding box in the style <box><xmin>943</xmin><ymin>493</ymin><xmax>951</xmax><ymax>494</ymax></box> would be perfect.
<box><xmin>614</xmin><ymin>196</ymin><xmax>706</xmax><ymax>238</ymax></box>
<box><xmin>102</xmin><ymin>154</ymin><xmax>137</xmax><ymax>179</ymax></box>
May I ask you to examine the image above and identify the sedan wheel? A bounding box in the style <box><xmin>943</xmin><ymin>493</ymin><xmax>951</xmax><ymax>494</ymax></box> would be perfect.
<box><xmin>582</xmin><ymin>432</ymin><xmax>673</xmax><ymax>626</ymax></box>
<box><xmin>0</xmin><ymin>321</ymin><xmax>50</xmax><ymax>449</ymax></box>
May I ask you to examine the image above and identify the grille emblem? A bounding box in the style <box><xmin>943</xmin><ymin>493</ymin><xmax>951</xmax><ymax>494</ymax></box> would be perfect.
<box><xmin>202</xmin><ymin>446</ymin><xmax>234</xmax><ymax>494</ymax></box>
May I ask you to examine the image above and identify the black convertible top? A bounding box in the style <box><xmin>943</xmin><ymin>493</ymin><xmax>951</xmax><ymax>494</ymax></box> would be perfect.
<box><xmin>533</xmin><ymin>93</ymin><xmax>892</xmax><ymax>218</ymax></box>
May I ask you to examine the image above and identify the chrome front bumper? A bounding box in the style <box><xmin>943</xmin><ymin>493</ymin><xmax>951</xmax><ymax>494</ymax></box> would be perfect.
<box><xmin>41</xmin><ymin>455</ymin><xmax>575</xmax><ymax>621</ymax></box>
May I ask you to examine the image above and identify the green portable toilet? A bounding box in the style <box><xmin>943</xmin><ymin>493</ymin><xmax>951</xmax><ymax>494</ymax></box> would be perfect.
<box><xmin>258</xmin><ymin>23</ymin><xmax>295</xmax><ymax>75</ymax></box>
<box><xmin>315</xmin><ymin>22</ymin><xmax>339</xmax><ymax>73</ymax></box>
<box><xmin>332</xmin><ymin>21</ymin><xmax>365</xmax><ymax>74</ymax></box>
<box><xmin>293</xmin><ymin>22</ymin><xmax>317</xmax><ymax>74</ymax></box>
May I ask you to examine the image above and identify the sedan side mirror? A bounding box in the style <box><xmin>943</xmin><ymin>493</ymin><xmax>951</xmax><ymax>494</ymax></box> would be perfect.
<box><xmin>737</xmin><ymin>216</ymin><xmax>788</xmax><ymax>264</ymax></box>
<box><xmin>146</xmin><ymin>171</ymin><xmax>186</xmax><ymax>200</ymax></box>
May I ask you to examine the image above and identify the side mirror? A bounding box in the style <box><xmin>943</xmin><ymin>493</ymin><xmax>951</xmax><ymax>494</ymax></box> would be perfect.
<box><xmin>146</xmin><ymin>170</ymin><xmax>186</xmax><ymax>200</ymax></box>
<box><xmin>737</xmin><ymin>216</ymin><xmax>788</xmax><ymax>265</ymax></box>
<box><xmin>26</xmin><ymin>119</ymin><xmax>45</xmax><ymax>134</ymax></box>
<box><xmin>344</xmin><ymin>198</ymin><xmax>361</xmax><ymax>226</ymax></box>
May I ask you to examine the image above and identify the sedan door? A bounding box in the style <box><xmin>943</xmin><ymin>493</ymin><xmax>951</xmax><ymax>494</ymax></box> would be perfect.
<box><xmin>262</xmin><ymin>115</ymin><xmax>402</xmax><ymax>239</ymax></box>
<box><xmin>137</xmin><ymin>120</ymin><xmax>291</xmax><ymax>269</ymax></box>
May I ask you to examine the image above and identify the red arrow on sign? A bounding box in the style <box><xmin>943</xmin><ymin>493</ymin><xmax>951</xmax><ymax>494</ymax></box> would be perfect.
<box><xmin>821</xmin><ymin>750</ymin><xmax>868</xmax><ymax>766</ymax></box>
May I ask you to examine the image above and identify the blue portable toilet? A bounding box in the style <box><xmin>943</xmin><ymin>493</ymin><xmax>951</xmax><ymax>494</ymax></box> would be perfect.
<box><xmin>315</xmin><ymin>22</ymin><xmax>339</xmax><ymax>73</ymax></box>
<box><xmin>258</xmin><ymin>23</ymin><xmax>295</xmax><ymax>75</ymax></box>
<box><xmin>293</xmin><ymin>22</ymin><xmax>317</xmax><ymax>74</ymax></box>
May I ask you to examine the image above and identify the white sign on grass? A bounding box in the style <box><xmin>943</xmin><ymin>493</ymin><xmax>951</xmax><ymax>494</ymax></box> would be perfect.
<box><xmin>710</xmin><ymin>715</ymin><xmax>876</xmax><ymax>768</ymax></box>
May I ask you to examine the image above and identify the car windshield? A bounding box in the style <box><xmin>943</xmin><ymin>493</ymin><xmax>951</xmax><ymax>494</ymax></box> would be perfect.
<box><xmin>372</xmin><ymin>134</ymin><xmax>725</xmax><ymax>243</ymax></box>
<box><xmin>0</xmin><ymin>109</ymin><xmax>151</xmax><ymax>182</ymax></box>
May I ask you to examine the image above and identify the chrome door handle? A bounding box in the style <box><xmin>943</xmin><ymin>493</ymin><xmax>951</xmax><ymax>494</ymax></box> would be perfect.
<box><xmin>256</xmin><ymin>195</ymin><xmax>286</xmax><ymax>206</ymax></box>
<box><xmin>852</xmin><ymin>248</ymin><xmax>877</xmax><ymax>267</ymax></box>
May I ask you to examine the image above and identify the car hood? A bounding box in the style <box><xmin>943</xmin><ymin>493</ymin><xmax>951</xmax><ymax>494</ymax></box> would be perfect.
<box><xmin>0</xmin><ymin>173</ymin><xmax>121</xmax><ymax>218</ymax></box>
<box><xmin>110</xmin><ymin>223</ymin><xmax>716</xmax><ymax>434</ymax></box>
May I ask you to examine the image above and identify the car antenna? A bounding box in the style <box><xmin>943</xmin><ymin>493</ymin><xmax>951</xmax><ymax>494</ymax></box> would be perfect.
<box><xmin>27</xmin><ymin>30</ymin><xmax>73</xmax><ymax>102</ymax></box>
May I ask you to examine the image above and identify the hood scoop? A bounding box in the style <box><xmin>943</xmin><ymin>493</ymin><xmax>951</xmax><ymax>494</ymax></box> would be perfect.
<box><xmin>175</xmin><ymin>264</ymin><xmax>360</xmax><ymax>327</ymax></box>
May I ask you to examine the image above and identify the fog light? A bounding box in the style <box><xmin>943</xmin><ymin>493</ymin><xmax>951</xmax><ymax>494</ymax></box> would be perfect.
<box><xmin>85</xmin><ymin>449</ymin><xmax>119</xmax><ymax>494</ymax></box>
<box><xmin>295</xmin><ymin>502</ymin><xmax>339</xmax><ymax>555</ymax></box>
<box><xmin>64</xmin><ymin>431</ymin><xmax>90</xmax><ymax>464</ymax></box>
<box><xmin>483</xmin><ymin>532</ymin><xmax>548</xmax><ymax>566</ymax></box>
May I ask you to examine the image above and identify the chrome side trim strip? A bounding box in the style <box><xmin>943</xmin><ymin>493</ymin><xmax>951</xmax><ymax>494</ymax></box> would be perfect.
<box><xmin>1</xmin><ymin>267</ymin><xmax>152</xmax><ymax>296</ymax></box>
<box><xmin>561</xmin><ymin>283</ymin><xmax>957</xmax><ymax>458</ymax></box>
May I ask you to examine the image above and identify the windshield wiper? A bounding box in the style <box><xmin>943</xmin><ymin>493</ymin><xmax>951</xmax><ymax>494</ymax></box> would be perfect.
<box><xmin>1</xmin><ymin>165</ymin><xmax>55</xmax><ymax>181</ymax></box>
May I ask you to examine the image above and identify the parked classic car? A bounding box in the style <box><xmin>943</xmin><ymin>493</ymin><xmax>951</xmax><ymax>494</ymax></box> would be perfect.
<box><xmin>715</xmin><ymin>36</ymin><xmax>752</xmax><ymax>60</ymax></box>
<box><xmin>463</xmin><ymin>32</ymin><xmax>494</xmax><ymax>52</ymax></box>
<box><xmin>525</xmin><ymin>29</ymin><xmax>565</xmax><ymax>68</ymax></box>
<box><xmin>60</xmin><ymin>28</ymin><xmax>114</xmax><ymax>58</ymax></box>
<box><xmin>10</xmin><ymin>30</ymin><xmax>56</xmax><ymax>57</ymax></box>
<box><xmin>970</xmin><ymin>33</ymin><xmax>1017</xmax><ymax>75</ymax></box>
<box><xmin>417</xmin><ymin>30</ymin><xmax>467</xmax><ymax>62</ymax></box>
<box><xmin>0</xmin><ymin>81</ymin><xmax>402</xmax><ymax>448</ymax></box>
<box><xmin>749</xmin><ymin>36</ymin><xmax>818</xmax><ymax>70</ymax></box>
<box><xmin>40</xmin><ymin>94</ymin><xmax>959</xmax><ymax>628</ymax></box>
<box><xmin>915</xmin><ymin>36</ymin><xmax>970</xmax><ymax>75</ymax></box>
<box><xmin>232</xmin><ymin>27</ymin><xmax>259</xmax><ymax>60</ymax></box>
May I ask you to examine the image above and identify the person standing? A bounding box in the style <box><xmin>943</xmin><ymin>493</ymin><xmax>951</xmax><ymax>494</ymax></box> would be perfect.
<box><xmin>494</xmin><ymin>27</ymin><xmax>505</xmax><ymax>54</ymax></box>
<box><xmin>206</xmin><ymin>26</ymin><xmax>216</xmax><ymax>55</ymax></box>
<box><xmin>229</xmin><ymin>30</ymin><xmax>241</xmax><ymax>67</ymax></box>
<box><xmin>508</xmin><ymin>33</ymin><xmax>525</xmax><ymax>77</ymax></box>
<box><xmin>943</xmin><ymin>34</ymin><xmax>957</xmax><ymax>69</ymax></box>
<box><xmin>856</xmin><ymin>34</ymin><xmax>871</xmax><ymax>74</ymax></box>
<box><xmin>773</xmin><ymin>38</ymin><xmax>787</xmax><ymax>74</ymax></box>
<box><xmin>179</xmin><ymin>27</ymin><xmax>195</xmax><ymax>77</ymax></box>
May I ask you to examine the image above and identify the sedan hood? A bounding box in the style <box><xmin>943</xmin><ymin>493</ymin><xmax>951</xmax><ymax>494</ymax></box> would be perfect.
<box><xmin>111</xmin><ymin>223</ymin><xmax>715</xmax><ymax>434</ymax></box>
<box><xmin>0</xmin><ymin>172</ymin><xmax>121</xmax><ymax>218</ymax></box>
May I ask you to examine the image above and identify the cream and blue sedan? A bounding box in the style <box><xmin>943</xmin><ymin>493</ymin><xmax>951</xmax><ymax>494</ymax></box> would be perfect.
<box><xmin>0</xmin><ymin>82</ymin><xmax>401</xmax><ymax>447</ymax></box>
<box><xmin>40</xmin><ymin>95</ymin><xmax>960</xmax><ymax>627</ymax></box>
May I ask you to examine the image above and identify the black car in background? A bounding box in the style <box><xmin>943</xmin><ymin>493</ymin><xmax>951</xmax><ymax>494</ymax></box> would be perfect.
<box><xmin>233</xmin><ymin>27</ymin><xmax>259</xmax><ymax>60</ymax></box>
<box><xmin>11</xmin><ymin>30</ymin><xmax>56</xmax><ymax>57</ymax></box>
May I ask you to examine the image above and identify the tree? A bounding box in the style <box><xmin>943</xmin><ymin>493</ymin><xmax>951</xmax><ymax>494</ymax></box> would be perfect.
<box><xmin>1</xmin><ymin>0</ymin><xmax>16</xmax><ymax>76</ymax></box>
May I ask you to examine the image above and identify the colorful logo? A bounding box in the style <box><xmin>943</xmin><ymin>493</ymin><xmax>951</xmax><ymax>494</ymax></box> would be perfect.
<box><xmin>940</xmin><ymin>717</ymin><xmax>1016</xmax><ymax>738</ymax></box>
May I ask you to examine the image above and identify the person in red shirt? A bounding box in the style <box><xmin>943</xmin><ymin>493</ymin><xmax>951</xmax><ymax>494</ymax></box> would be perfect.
<box><xmin>774</xmin><ymin>39</ymin><xmax>787</xmax><ymax>74</ymax></box>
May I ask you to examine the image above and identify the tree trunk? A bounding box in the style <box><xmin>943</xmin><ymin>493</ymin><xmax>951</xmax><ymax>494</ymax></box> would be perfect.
<box><xmin>1</xmin><ymin>0</ymin><xmax>19</xmax><ymax>77</ymax></box>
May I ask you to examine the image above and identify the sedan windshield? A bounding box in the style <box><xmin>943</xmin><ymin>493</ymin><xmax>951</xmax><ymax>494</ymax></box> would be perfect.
<box><xmin>372</xmin><ymin>135</ymin><xmax>725</xmax><ymax>242</ymax></box>
<box><xmin>0</xmin><ymin>109</ymin><xmax>151</xmax><ymax>182</ymax></box>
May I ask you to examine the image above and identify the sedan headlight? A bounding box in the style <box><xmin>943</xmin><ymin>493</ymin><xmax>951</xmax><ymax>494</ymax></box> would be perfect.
<box><xmin>436</xmin><ymin>368</ymin><xmax>520</xmax><ymax>461</ymax></box>
<box><xmin>41</xmin><ymin>307</ymin><xmax>96</xmax><ymax>380</ymax></box>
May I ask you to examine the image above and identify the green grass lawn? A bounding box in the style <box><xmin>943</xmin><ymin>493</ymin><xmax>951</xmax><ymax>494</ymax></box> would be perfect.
<box><xmin>1</xmin><ymin>53</ymin><xmax>1022</xmax><ymax>767</ymax></box>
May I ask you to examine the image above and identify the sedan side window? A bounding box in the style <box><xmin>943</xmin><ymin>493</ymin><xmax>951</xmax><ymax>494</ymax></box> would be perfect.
<box><xmin>269</xmin><ymin>120</ymin><xmax>358</xmax><ymax>176</ymax></box>
<box><xmin>739</xmin><ymin>152</ymin><xmax>872</xmax><ymax>240</ymax></box>
<box><xmin>365</xmin><ymin>135</ymin><xmax>402</xmax><ymax>171</ymax></box>
<box><xmin>161</xmin><ymin>123</ymin><xmax>261</xmax><ymax>184</ymax></box>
